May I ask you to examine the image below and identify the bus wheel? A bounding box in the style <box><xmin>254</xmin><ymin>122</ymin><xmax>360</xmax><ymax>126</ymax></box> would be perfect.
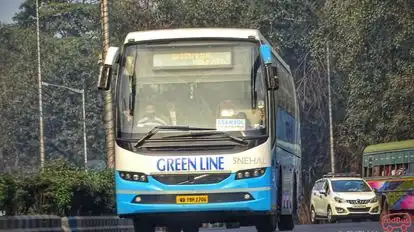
<box><xmin>166</xmin><ymin>224</ymin><xmax>182</xmax><ymax>232</ymax></box>
<box><xmin>182</xmin><ymin>224</ymin><xmax>199</xmax><ymax>232</ymax></box>
<box><xmin>255</xmin><ymin>215</ymin><xmax>276</xmax><ymax>232</ymax></box>
<box><xmin>278</xmin><ymin>215</ymin><xmax>294</xmax><ymax>231</ymax></box>
<box><xmin>133</xmin><ymin>219</ymin><xmax>155</xmax><ymax>232</ymax></box>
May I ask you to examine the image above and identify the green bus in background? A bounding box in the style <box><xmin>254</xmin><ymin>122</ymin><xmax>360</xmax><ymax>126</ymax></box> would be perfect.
<box><xmin>362</xmin><ymin>139</ymin><xmax>414</xmax><ymax>216</ymax></box>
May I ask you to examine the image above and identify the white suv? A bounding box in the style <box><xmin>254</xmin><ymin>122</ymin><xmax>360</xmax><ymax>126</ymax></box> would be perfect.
<box><xmin>310</xmin><ymin>173</ymin><xmax>380</xmax><ymax>223</ymax></box>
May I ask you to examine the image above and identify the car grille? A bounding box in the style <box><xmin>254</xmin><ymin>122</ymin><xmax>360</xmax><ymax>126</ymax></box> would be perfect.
<box><xmin>347</xmin><ymin>199</ymin><xmax>370</xmax><ymax>204</ymax></box>
<box><xmin>347</xmin><ymin>207</ymin><xmax>371</xmax><ymax>213</ymax></box>
<box><xmin>152</xmin><ymin>173</ymin><xmax>231</xmax><ymax>185</ymax></box>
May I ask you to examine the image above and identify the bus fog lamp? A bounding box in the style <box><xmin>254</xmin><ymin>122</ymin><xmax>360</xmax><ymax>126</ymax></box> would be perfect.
<box><xmin>244</xmin><ymin>194</ymin><xmax>250</xmax><ymax>200</ymax></box>
<box><xmin>135</xmin><ymin>196</ymin><xmax>142</xmax><ymax>202</ymax></box>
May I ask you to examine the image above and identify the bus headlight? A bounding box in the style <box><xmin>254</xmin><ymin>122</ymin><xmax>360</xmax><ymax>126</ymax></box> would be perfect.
<box><xmin>119</xmin><ymin>171</ymin><xmax>148</xmax><ymax>182</ymax></box>
<box><xmin>235</xmin><ymin>168</ymin><xmax>266</xmax><ymax>180</ymax></box>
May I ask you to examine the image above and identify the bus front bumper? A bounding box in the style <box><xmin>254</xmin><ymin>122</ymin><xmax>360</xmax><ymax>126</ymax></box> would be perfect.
<box><xmin>115</xmin><ymin>170</ymin><xmax>273</xmax><ymax>216</ymax></box>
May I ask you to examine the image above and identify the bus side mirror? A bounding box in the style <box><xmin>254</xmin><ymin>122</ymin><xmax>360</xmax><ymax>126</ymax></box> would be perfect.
<box><xmin>271</xmin><ymin>66</ymin><xmax>279</xmax><ymax>90</ymax></box>
<box><xmin>98</xmin><ymin>46</ymin><xmax>120</xmax><ymax>90</ymax></box>
<box><xmin>260</xmin><ymin>44</ymin><xmax>279</xmax><ymax>90</ymax></box>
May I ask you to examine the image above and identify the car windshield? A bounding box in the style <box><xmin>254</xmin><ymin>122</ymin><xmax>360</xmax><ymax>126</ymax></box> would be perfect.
<box><xmin>331</xmin><ymin>180</ymin><xmax>372</xmax><ymax>192</ymax></box>
<box><xmin>116</xmin><ymin>40</ymin><xmax>267</xmax><ymax>139</ymax></box>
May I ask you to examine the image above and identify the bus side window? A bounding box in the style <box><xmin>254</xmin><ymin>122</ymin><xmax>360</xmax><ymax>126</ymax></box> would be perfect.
<box><xmin>367</xmin><ymin>167</ymin><xmax>372</xmax><ymax>177</ymax></box>
<box><xmin>372</xmin><ymin>166</ymin><xmax>380</xmax><ymax>176</ymax></box>
<box><xmin>384</xmin><ymin>165</ymin><xmax>391</xmax><ymax>176</ymax></box>
<box><xmin>409</xmin><ymin>163</ymin><xmax>414</xmax><ymax>174</ymax></box>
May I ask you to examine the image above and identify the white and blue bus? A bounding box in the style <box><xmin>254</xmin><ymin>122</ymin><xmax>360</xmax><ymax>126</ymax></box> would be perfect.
<box><xmin>98</xmin><ymin>28</ymin><xmax>302</xmax><ymax>232</ymax></box>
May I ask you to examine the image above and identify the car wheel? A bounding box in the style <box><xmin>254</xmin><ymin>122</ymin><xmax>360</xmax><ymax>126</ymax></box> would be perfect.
<box><xmin>327</xmin><ymin>207</ymin><xmax>335</xmax><ymax>223</ymax></box>
<box><xmin>311</xmin><ymin>207</ymin><xmax>319</xmax><ymax>224</ymax></box>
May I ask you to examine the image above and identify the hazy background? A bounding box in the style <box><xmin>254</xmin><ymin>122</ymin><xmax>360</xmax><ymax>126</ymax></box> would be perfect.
<box><xmin>0</xmin><ymin>0</ymin><xmax>25</xmax><ymax>23</ymax></box>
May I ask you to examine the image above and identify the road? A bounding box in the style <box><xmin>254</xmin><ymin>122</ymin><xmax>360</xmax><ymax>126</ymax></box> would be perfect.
<box><xmin>199</xmin><ymin>222</ymin><xmax>398</xmax><ymax>232</ymax></box>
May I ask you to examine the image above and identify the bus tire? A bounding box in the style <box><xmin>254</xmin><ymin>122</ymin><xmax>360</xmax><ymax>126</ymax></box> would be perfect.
<box><xmin>277</xmin><ymin>215</ymin><xmax>294</xmax><ymax>231</ymax></box>
<box><xmin>255</xmin><ymin>214</ymin><xmax>276</xmax><ymax>232</ymax></box>
<box><xmin>182</xmin><ymin>224</ymin><xmax>199</xmax><ymax>232</ymax></box>
<box><xmin>166</xmin><ymin>224</ymin><xmax>182</xmax><ymax>232</ymax></box>
<box><xmin>133</xmin><ymin>218</ymin><xmax>155</xmax><ymax>232</ymax></box>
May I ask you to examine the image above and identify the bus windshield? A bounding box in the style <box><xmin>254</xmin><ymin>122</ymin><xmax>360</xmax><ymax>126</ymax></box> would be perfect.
<box><xmin>331</xmin><ymin>180</ymin><xmax>372</xmax><ymax>192</ymax></box>
<box><xmin>116</xmin><ymin>40</ymin><xmax>267</xmax><ymax>139</ymax></box>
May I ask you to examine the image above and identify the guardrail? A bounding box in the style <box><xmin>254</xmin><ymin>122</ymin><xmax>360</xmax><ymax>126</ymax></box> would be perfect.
<box><xmin>0</xmin><ymin>215</ymin><xmax>224</xmax><ymax>232</ymax></box>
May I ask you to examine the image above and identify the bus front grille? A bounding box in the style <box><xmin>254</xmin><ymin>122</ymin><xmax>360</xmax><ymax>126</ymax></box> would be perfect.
<box><xmin>152</xmin><ymin>173</ymin><xmax>231</xmax><ymax>185</ymax></box>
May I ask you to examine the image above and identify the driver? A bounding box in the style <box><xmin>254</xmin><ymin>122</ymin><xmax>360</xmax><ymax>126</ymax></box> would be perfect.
<box><xmin>137</xmin><ymin>104</ymin><xmax>168</xmax><ymax>127</ymax></box>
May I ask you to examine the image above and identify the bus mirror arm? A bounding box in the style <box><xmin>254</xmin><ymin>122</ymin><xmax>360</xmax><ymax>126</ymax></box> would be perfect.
<box><xmin>265</xmin><ymin>65</ymin><xmax>279</xmax><ymax>90</ymax></box>
<box><xmin>272</xmin><ymin>66</ymin><xmax>280</xmax><ymax>90</ymax></box>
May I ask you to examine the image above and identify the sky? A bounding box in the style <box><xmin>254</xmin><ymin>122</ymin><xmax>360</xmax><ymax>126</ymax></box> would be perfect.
<box><xmin>0</xmin><ymin>0</ymin><xmax>26</xmax><ymax>23</ymax></box>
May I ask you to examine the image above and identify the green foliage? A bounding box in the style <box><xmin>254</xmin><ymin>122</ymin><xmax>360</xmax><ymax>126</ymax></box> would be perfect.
<box><xmin>0</xmin><ymin>159</ymin><xmax>114</xmax><ymax>216</ymax></box>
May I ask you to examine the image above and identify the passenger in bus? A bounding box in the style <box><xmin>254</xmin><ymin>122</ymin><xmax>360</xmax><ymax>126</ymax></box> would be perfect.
<box><xmin>395</xmin><ymin>167</ymin><xmax>406</xmax><ymax>176</ymax></box>
<box><xmin>166</xmin><ymin>102</ymin><xmax>177</xmax><ymax>126</ymax></box>
<box><xmin>218</xmin><ymin>100</ymin><xmax>237</xmax><ymax>117</ymax></box>
<box><xmin>137</xmin><ymin>104</ymin><xmax>168</xmax><ymax>127</ymax></box>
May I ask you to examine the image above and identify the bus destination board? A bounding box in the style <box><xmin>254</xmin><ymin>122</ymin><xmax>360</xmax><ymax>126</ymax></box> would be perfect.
<box><xmin>153</xmin><ymin>51</ymin><xmax>232</xmax><ymax>68</ymax></box>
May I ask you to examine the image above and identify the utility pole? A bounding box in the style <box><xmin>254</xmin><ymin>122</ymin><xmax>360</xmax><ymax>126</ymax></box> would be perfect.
<box><xmin>41</xmin><ymin>82</ymin><xmax>88</xmax><ymax>169</ymax></box>
<box><xmin>327</xmin><ymin>42</ymin><xmax>335</xmax><ymax>173</ymax></box>
<box><xmin>36</xmin><ymin>0</ymin><xmax>45</xmax><ymax>169</ymax></box>
<box><xmin>82</xmin><ymin>89</ymin><xmax>88</xmax><ymax>169</ymax></box>
<box><xmin>101</xmin><ymin>0</ymin><xmax>115</xmax><ymax>168</ymax></box>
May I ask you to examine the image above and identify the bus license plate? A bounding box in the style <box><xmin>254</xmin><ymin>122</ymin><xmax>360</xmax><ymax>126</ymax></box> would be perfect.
<box><xmin>176</xmin><ymin>195</ymin><xmax>208</xmax><ymax>204</ymax></box>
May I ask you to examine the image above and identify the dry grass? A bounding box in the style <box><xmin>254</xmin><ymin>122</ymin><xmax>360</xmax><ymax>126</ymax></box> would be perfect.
<box><xmin>298</xmin><ymin>199</ymin><xmax>311</xmax><ymax>224</ymax></box>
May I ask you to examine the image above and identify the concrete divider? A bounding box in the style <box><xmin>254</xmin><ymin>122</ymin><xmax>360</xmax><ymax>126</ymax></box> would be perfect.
<box><xmin>61</xmin><ymin>216</ymin><xmax>134</xmax><ymax>232</ymax></box>
<box><xmin>0</xmin><ymin>215</ymin><xmax>62</xmax><ymax>232</ymax></box>
<box><xmin>0</xmin><ymin>215</ymin><xmax>224</xmax><ymax>231</ymax></box>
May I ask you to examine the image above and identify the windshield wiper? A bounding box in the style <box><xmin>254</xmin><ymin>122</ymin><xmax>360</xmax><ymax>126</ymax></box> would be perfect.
<box><xmin>134</xmin><ymin>126</ymin><xmax>215</xmax><ymax>148</ymax></box>
<box><xmin>161</xmin><ymin>130</ymin><xmax>248</xmax><ymax>146</ymax></box>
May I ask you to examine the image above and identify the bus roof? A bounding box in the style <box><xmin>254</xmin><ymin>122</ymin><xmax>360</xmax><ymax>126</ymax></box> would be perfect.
<box><xmin>125</xmin><ymin>28</ymin><xmax>262</xmax><ymax>43</ymax></box>
<box><xmin>123</xmin><ymin>28</ymin><xmax>291</xmax><ymax>74</ymax></box>
<box><xmin>363</xmin><ymin>139</ymin><xmax>414</xmax><ymax>155</ymax></box>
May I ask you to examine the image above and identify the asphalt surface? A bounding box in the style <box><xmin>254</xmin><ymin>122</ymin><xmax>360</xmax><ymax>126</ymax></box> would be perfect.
<box><xmin>199</xmin><ymin>221</ymin><xmax>414</xmax><ymax>232</ymax></box>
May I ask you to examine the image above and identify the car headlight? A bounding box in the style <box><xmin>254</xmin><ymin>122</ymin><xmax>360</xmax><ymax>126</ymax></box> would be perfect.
<box><xmin>370</xmin><ymin>197</ymin><xmax>378</xmax><ymax>203</ymax></box>
<box><xmin>334</xmin><ymin>197</ymin><xmax>345</xmax><ymax>203</ymax></box>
